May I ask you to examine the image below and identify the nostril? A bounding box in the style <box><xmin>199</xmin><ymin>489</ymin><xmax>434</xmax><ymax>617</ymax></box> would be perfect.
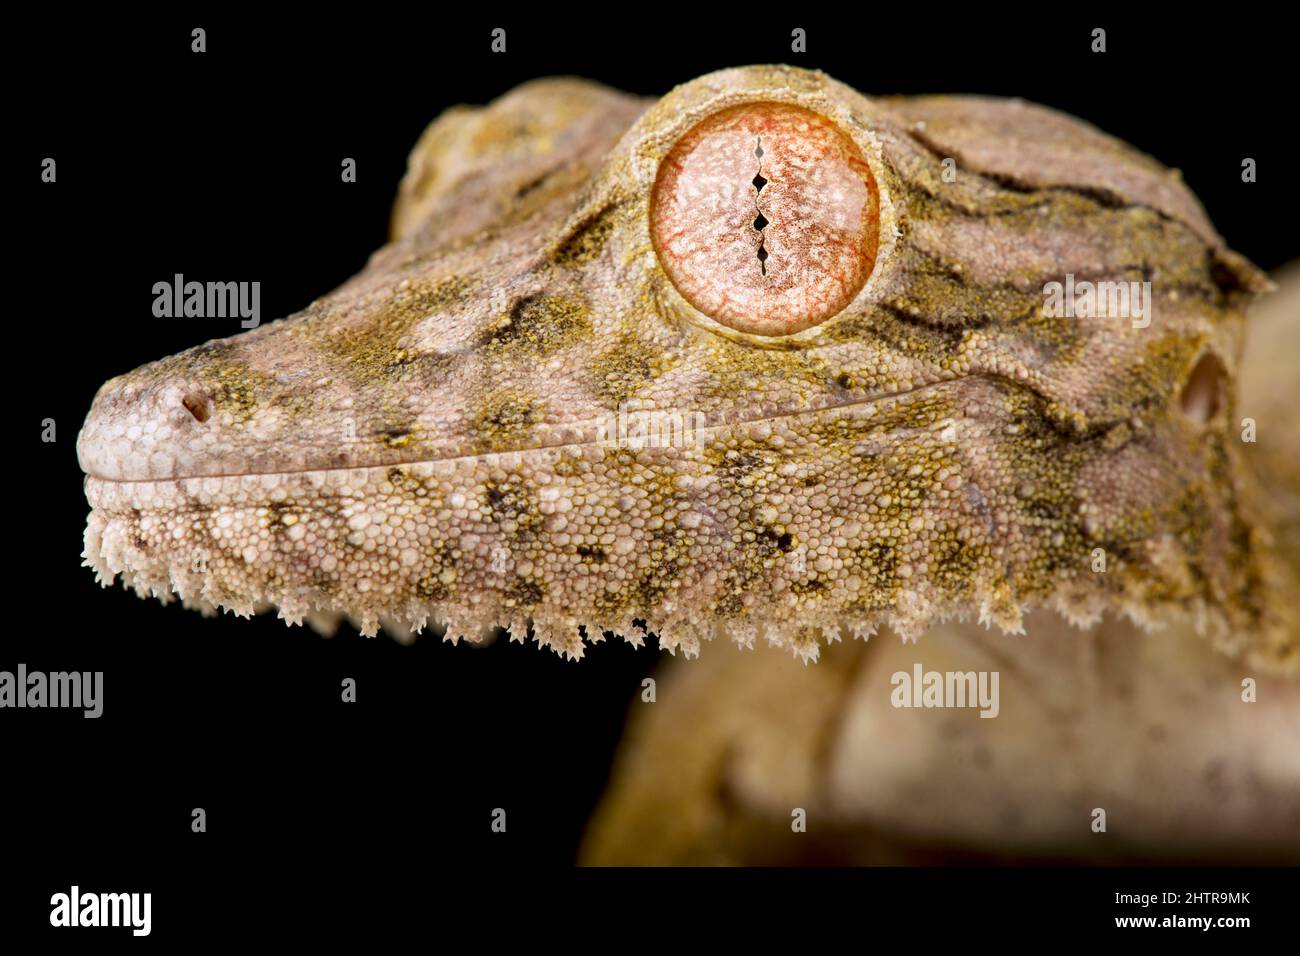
<box><xmin>181</xmin><ymin>394</ymin><xmax>211</xmax><ymax>423</ymax></box>
<box><xmin>1179</xmin><ymin>351</ymin><xmax>1226</xmax><ymax>425</ymax></box>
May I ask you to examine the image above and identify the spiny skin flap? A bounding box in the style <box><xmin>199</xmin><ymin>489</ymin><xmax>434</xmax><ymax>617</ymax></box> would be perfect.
<box><xmin>77</xmin><ymin>67</ymin><xmax>1292</xmax><ymax>671</ymax></box>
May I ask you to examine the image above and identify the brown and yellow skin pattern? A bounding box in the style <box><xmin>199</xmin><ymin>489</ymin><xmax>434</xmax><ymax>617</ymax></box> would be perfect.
<box><xmin>78</xmin><ymin>66</ymin><xmax>1290</xmax><ymax>672</ymax></box>
<box><xmin>584</xmin><ymin>276</ymin><xmax>1300</xmax><ymax>864</ymax></box>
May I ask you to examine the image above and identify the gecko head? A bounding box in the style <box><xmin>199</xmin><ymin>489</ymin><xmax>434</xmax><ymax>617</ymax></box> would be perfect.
<box><xmin>77</xmin><ymin>66</ymin><xmax>1292</xmax><ymax>669</ymax></box>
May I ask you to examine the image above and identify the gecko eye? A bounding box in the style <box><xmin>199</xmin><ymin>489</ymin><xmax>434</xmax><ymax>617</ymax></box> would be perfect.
<box><xmin>650</xmin><ymin>102</ymin><xmax>880</xmax><ymax>336</ymax></box>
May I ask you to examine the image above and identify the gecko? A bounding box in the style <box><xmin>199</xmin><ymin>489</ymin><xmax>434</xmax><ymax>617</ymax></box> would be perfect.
<box><xmin>77</xmin><ymin>65</ymin><xmax>1295</xmax><ymax>674</ymax></box>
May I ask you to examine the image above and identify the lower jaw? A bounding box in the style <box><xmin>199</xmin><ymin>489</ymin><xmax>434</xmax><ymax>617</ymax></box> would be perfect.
<box><xmin>79</xmin><ymin>392</ymin><xmax>1037</xmax><ymax>659</ymax></box>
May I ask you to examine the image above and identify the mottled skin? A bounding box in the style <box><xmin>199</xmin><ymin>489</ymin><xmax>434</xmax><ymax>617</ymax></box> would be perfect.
<box><xmin>79</xmin><ymin>66</ymin><xmax>1292</xmax><ymax>676</ymax></box>
<box><xmin>585</xmin><ymin>276</ymin><xmax>1300</xmax><ymax>864</ymax></box>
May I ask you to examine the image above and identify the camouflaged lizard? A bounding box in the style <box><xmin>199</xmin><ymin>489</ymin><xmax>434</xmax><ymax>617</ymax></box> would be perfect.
<box><xmin>77</xmin><ymin>66</ymin><xmax>1295</xmax><ymax>673</ymax></box>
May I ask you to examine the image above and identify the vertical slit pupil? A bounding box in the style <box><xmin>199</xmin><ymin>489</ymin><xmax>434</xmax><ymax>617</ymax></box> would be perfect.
<box><xmin>753</xmin><ymin>136</ymin><xmax>769</xmax><ymax>277</ymax></box>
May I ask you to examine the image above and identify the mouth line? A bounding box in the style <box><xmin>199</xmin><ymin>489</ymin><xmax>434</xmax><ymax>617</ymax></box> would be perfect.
<box><xmin>82</xmin><ymin>378</ymin><xmax>959</xmax><ymax>486</ymax></box>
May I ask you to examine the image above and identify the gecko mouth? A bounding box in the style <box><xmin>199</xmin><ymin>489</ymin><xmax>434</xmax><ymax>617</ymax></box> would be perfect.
<box><xmin>79</xmin><ymin>378</ymin><xmax>959</xmax><ymax>487</ymax></box>
<box><xmin>80</xmin><ymin>370</ymin><xmax>997</xmax><ymax>654</ymax></box>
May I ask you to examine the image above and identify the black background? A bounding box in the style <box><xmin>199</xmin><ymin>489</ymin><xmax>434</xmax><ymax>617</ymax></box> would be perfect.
<box><xmin>9</xmin><ymin>8</ymin><xmax>1296</xmax><ymax>941</ymax></box>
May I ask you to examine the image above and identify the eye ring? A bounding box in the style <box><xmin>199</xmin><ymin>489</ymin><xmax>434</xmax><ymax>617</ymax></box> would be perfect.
<box><xmin>650</xmin><ymin>101</ymin><xmax>880</xmax><ymax>337</ymax></box>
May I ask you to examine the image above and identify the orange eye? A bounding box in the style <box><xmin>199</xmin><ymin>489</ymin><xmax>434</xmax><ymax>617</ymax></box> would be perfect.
<box><xmin>650</xmin><ymin>102</ymin><xmax>880</xmax><ymax>336</ymax></box>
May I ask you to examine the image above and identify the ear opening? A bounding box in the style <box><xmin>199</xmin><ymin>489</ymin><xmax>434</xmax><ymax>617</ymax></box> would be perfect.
<box><xmin>1178</xmin><ymin>351</ymin><xmax>1227</xmax><ymax>425</ymax></box>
